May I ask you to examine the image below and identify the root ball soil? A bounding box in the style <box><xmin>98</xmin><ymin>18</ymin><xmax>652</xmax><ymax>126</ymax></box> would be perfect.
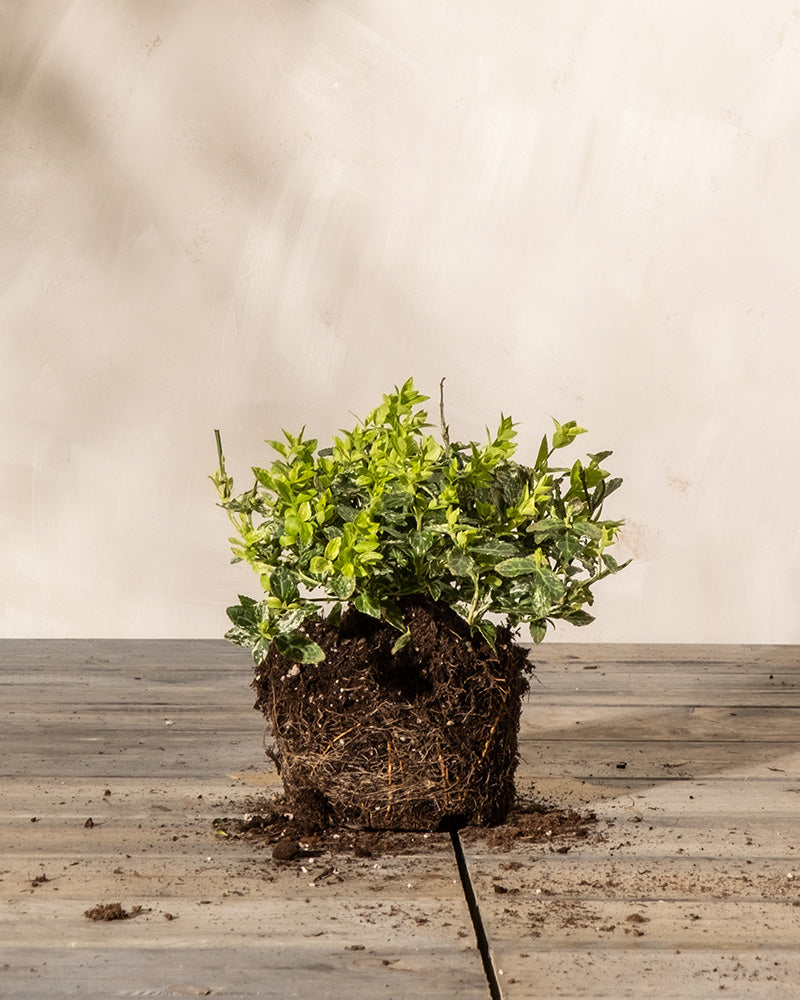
<box><xmin>252</xmin><ymin>598</ymin><xmax>532</xmax><ymax>832</ymax></box>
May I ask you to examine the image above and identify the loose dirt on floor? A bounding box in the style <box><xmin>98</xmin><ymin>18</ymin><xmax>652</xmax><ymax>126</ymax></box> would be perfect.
<box><xmin>83</xmin><ymin>902</ymin><xmax>144</xmax><ymax>921</ymax></box>
<box><xmin>209</xmin><ymin>792</ymin><xmax>603</xmax><ymax>861</ymax></box>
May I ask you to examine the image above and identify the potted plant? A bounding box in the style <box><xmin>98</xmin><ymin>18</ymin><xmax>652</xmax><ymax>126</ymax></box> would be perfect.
<box><xmin>211</xmin><ymin>378</ymin><xmax>627</xmax><ymax>832</ymax></box>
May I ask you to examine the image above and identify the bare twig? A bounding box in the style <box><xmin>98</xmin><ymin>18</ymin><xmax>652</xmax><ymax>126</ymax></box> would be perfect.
<box><xmin>439</xmin><ymin>377</ymin><xmax>450</xmax><ymax>448</ymax></box>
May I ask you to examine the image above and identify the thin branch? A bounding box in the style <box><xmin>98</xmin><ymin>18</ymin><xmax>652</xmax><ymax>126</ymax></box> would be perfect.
<box><xmin>439</xmin><ymin>377</ymin><xmax>450</xmax><ymax>448</ymax></box>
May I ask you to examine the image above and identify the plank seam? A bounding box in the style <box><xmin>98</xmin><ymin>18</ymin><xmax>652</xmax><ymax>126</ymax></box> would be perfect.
<box><xmin>450</xmin><ymin>830</ymin><xmax>504</xmax><ymax>1000</ymax></box>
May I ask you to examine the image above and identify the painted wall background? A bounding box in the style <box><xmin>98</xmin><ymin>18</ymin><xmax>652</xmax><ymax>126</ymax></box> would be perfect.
<box><xmin>2</xmin><ymin>1</ymin><xmax>799</xmax><ymax>642</ymax></box>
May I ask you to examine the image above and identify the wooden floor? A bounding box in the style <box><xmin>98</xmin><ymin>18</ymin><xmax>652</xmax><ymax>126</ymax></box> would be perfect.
<box><xmin>2</xmin><ymin>641</ymin><xmax>799</xmax><ymax>999</ymax></box>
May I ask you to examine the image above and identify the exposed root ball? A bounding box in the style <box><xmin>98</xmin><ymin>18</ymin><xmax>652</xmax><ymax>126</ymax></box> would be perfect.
<box><xmin>252</xmin><ymin>598</ymin><xmax>531</xmax><ymax>832</ymax></box>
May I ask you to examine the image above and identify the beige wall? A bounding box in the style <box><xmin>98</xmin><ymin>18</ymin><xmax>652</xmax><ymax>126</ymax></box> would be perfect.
<box><xmin>2</xmin><ymin>1</ymin><xmax>799</xmax><ymax>642</ymax></box>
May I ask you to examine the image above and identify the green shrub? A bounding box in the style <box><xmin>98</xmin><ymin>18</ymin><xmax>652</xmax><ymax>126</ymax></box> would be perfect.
<box><xmin>212</xmin><ymin>378</ymin><xmax>628</xmax><ymax>663</ymax></box>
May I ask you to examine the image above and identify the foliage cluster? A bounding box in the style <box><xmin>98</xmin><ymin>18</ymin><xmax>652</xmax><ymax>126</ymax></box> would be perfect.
<box><xmin>212</xmin><ymin>378</ymin><xmax>627</xmax><ymax>663</ymax></box>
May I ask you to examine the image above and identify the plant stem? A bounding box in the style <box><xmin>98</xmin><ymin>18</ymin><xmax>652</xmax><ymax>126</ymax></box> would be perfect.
<box><xmin>214</xmin><ymin>429</ymin><xmax>225</xmax><ymax>473</ymax></box>
<box><xmin>439</xmin><ymin>377</ymin><xmax>450</xmax><ymax>449</ymax></box>
<box><xmin>467</xmin><ymin>577</ymin><xmax>481</xmax><ymax>626</ymax></box>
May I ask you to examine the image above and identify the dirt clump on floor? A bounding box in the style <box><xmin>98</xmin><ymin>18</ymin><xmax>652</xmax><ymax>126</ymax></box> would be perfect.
<box><xmin>252</xmin><ymin>597</ymin><xmax>531</xmax><ymax>832</ymax></box>
<box><xmin>84</xmin><ymin>902</ymin><xmax>143</xmax><ymax>921</ymax></box>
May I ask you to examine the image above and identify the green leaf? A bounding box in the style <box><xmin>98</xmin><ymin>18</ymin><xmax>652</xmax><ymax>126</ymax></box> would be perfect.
<box><xmin>563</xmin><ymin>609</ymin><xmax>596</xmax><ymax>627</ymax></box>
<box><xmin>602</xmin><ymin>553</ymin><xmax>620</xmax><ymax>573</ymax></box>
<box><xmin>309</xmin><ymin>555</ymin><xmax>334</xmax><ymax>576</ymax></box>
<box><xmin>383</xmin><ymin>600</ymin><xmax>406</xmax><ymax>633</ymax></box>
<box><xmin>529</xmin><ymin>620</ymin><xmax>547</xmax><ymax>644</ymax></box>
<box><xmin>283</xmin><ymin>513</ymin><xmax>301</xmax><ymax>537</ymax></box>
<box><xmin>552</xmin><ymin>419</ymin><xmax>587</xmax><ymax>450</ymax></box>
<box><xmin>533</xmin><ymin>564</ymin><xmax>565</xmax><ymax>602</ymax></box>
<box><xmin>410</xmin><ymin>529</ymin><xmax>435</xmax><ymax>560</ymax></box>
<box><xmin>527</xmin><ymin>519</ymin><xmax>563</xmax><ymax>541</ymax></box>
<box><xmin>252</xmin><ymin>637</ymin><xmax>273</xmax><ymax>663</ymax></box>
<box><xmin>571</xmin><ymin>520</ymin><xmax>603</xmax><ymax>542</ymax></box>
<box><xmin>495</xmin><ymin>555</ymin><xmax>539</xmax><ymax>577</ymax></box>
<box><xmin>473</xmin><ymin>619</ymin><xmax>497</xmax><ymax>647</ymax></box>
<box><xmin>579</xmin><ymin>464</ymin><xmax>606</xmax><ymax>489</ymax></box>
<box><xmin>270</xmin><ymin>566</ymin><xmax>299</xmax><ymax>602</ymax></box>
<box><xmin>330</xmin><ymin>573</ymin><xmax>356</xmax><ymax>601</ymax></box>
<box><xmin>470</xmin><ymin>540</ymin><xmax>519</xmax><ymax>561</ymax></box>
<box><xmin>506</xmin><ymin>563</ymin><xmax>565</xmax><ymax>617</ymax></box>
<box><xmin>223</xmin><ymin>625</ymin><xmax>256</xmax><ymax>647</ymax></box>
<box><xmin>448</xmin><ymin>550</ymin><xmax>477</xmax><ymax>577</ymax></box>
<box><xmin>336</xmin><ymin>503</ymin><xmax>361</xmax><ymax>522</ymax></box>
<box><xmin>354</xmin><ymin>592</ymin><xmax>382</xmax><ymax>619</ymax></box>
<box><xmin>535</xmin><ymin>434</ymin><xmax>550</xmax><ymax>469</ymax></box>
<box><xmin>274</xmin><ymin>631</ymin><xmax>326</xmax><ymax>663</ymax></box>
<box><xmin>391</xmin><ymin>629</ymin><xmax>412</xmax><ymax>654</ymax></box>
<box><xmin>275</xmin><ymin>606</ymin><xmax>309</xmax><ymax>634</ymax></box>
<box><xmin>324</xmin><ymin>536</ymin><xmax>342</xmax><ymax>561</ymax></box>
<box><xmin>226</xmin><ymin>595</ymin><xmax>260</xmax><ymax>629</ymax></box>
<box><xmin>253</xmin><ymin>467</ymin><xmax>276</xmax><ymax>489</ymax></box>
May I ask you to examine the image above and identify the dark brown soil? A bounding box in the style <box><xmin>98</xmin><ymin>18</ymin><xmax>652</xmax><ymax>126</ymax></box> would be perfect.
<box><xmin>84</xmin><ymin>902</ymin><xmax>143</xmax><ymax>921</ymax></box>
<box><xmin>460</xmin><ymin>799</ymin><xmax>599</xmax><ymax>850</ymax></box>
<box><xmin>252</xmin><ymin>597</ymin><xmax>532</xmax><ymax>832</ymax></box>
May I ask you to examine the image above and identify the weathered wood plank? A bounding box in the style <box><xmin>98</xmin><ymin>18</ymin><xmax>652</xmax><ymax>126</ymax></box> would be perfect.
<box><xmin>0</xmin><ymin>638</ymin><xmax>244</xmax><ymax>667</ymax></box>
<box><xmin>529</xmin><ymin>643</ymin><xmax>800</xmax><ymax>667</ymax></box>
<box><xmin>465</xmin><ymin>852</ymin><xmax>800</xmax><ymax>902</ymax></box>
<box><xmin>1</xmin><ymin>819</ymin><xmax>485</xmax><ymax>999</ymax></box>
<box><xmin>0</xmin><ymin>941</ymin><xmax>482</xmax><ymax>1000</ymax></box>
<box><xmin>0</xmin><ymin>641</ymin><xmax>487</xmax><ymax>1000</ymax></box>
<box><xmin>526</xmin><ymin>673</ymin><xmax>800</xmax><ymax>707</ymax></box>
<box><xmin>487</xmin><ymin>947</ymin><xmax>800</xmax><ymax>999</ymax></box>
<box><xmin>518</xmin><ymin>740</ymin><xmax>800</xmax><ymax>782</ymax></box>
<box><xmin>520</xmin><ymin>705</ymin><xmax>800</xmax><ymax>740</ymax></box>
<box><xmin>465</xmin><ymin>644</ymin><xmax>800</xmax><ymax>998</ymax></box>
<box><xmin>5</xmin><ymin>640</ymin><xmax>800</xmax><ymax>998</ymax></box>
<box><xmin>3</xmin><ymin>638</ymin><xmax>797</xmax><ymax>671</ymax></box>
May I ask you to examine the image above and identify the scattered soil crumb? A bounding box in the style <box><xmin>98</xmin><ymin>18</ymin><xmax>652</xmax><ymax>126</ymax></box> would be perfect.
<box><xmin>461</xmin><ymin>799</ymin><xmax>600</xmax><ymax>849</ymax></box>
<box><xmin>84</xmin><ymin>902</ymin><xmax>143</xmax><ymax>921</ymax></box>
<box><xmin>272</xmin><ymin>839</ymin><xmax>301</xmax><ymax>861</ymax></box>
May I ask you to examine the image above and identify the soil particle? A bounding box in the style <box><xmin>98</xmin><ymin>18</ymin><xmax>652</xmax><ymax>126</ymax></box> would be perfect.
<box><xmin>272</xmin><ymin>839</ymin><xmax>301</xmax><ymax>861</ymax></box>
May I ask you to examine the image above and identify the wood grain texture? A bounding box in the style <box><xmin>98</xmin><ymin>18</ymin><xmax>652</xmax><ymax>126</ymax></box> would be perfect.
<box><xmin>0</xmin><ymin>640</ymin><xmax>486</xmax><ymax>999</ymax></box>
<box><xmin>466</xmin><ymin>644</ymin><xmax>800</xmax><ymax>998</ymax></box>
<box><xmin>3</xmin><ymin>640</ymin><xmax>800</xmax><ymax>997</ymax></box>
